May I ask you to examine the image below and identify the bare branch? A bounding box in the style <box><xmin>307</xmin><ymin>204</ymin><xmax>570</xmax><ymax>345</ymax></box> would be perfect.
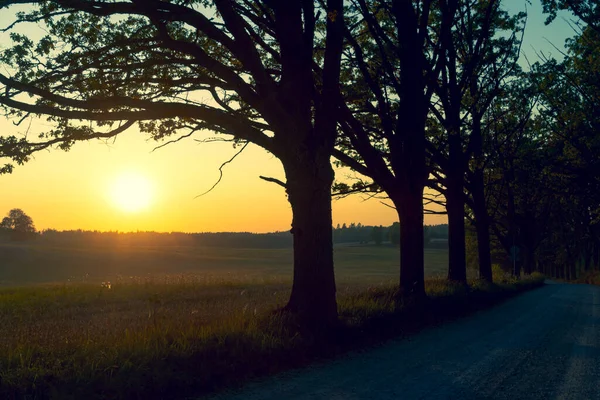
<box><xmin>194</xmin><ymin>141</ymin><xmax>250</xmax><ymax>198</ymax></box>
<box><xmin>259</xmin><ymin>175</ymin><xmax>287</xmax><ymax>189</ymax></box>
<box><xmin>151</xmin><ymin>130</ymin><xmax>198</xmax><ymax>152</ymax></box>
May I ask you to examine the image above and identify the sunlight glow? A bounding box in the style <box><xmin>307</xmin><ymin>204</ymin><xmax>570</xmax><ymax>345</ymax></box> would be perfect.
<box><xmin>109</xmin><ymin>172</ymin><xmax>154</xmax><ymax>213</ymax></box>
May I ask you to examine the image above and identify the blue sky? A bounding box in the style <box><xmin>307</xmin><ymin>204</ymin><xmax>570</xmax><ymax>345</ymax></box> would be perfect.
<box><xmin>505</xmin><ymin>0</ymin><xmax>576</xmax><ymax>64</ymax></box>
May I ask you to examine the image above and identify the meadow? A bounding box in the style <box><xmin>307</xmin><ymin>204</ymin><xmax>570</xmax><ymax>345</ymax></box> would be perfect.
<box><xmin>0</xmin><ymin>241</ymin><xmax>541</xmax><ymax>399</ymax></box>
<box><xmin>0</xmin><ymin>241</ymin><xmax>449</xmax><ymax>287</ymax></box>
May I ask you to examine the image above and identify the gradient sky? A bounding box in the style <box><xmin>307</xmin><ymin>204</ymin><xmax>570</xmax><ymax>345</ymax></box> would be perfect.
<box><xmin>0</xmin><ymin>1</ymin><xmax>574</xmax><ymax>233</ymax></box>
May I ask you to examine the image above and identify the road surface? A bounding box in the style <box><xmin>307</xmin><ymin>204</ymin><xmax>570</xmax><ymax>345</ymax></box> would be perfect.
<box><xmin>210</xmin><ymin>282</ymin><xmax>600</xmax><ymax>399</ymax></box>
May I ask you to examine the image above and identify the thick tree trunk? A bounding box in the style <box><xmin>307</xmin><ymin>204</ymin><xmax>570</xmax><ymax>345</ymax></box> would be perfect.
<box><xmin>514</xmin><ymin>259</ymin><xmax>522</xmax><ymax>278</ymax></box>
<box><xmin>447</xmin><ymin>192</ymin><xmax>467</xmax><ymax>282</ymax></box>
<box><xmin>471</xmin><ymin>171</ymin><xmax>492</xmax><ymax>282</ymax></box>
<box><xmin>570</xmin><ymin>262</ymin><xmax>577</xmax><ymax>281</ymax></box>
<box><xmin>523</xmin><ymin>247</ymin><xmax>535</xmax><ymax>275</ymax></box>
<box><xmin>390</xmin><ymin>188</ymin><xmax>426</xmax><ymax>301</ymax></box>
<box><xmin>584</xmin><ymin>247</ymin><xmax>592</xmax><ymax>271</ymax></box>
<box><xmin>446</xmin><ymin>134</ymin><xmax>467</xmax><ymax>283</ymax></box>
<box><xmin>283</xmin><ymin>154</ymin><xmax>337</xmax><ymax>327</ymax></box>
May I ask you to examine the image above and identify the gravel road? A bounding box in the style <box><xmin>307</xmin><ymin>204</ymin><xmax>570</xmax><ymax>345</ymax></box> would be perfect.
<box><xmin>209</xmin><ymin>282</ymin><xmax>600</xmax><ymax>400</ymax></box>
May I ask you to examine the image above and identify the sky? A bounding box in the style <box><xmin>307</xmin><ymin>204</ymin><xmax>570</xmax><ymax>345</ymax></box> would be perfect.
<box><xmin>0</xmin><ymin>1</ymin><xmax>574</xmax><ymax>233</ymax></box>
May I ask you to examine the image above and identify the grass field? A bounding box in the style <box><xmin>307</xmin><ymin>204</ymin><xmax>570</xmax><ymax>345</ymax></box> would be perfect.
<box><xmin>0</xmin><ymin>241</ymin><xmax>541</xmax><ymax>399</ymax></box>
<box><xmin>0</xmin><ymin>272</ymin><xmax>543</xmax><ymax>400</ymax></box>
<box><xmin>0</xmin><ymin>241</ymin><xmax>449</xmax><ymax>287</ymax></box>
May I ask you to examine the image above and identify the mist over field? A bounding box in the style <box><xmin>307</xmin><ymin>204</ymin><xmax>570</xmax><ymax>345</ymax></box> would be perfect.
<box><xmin>0</xmin><ymin>228</ymin><xmax>450</xmax><ymax>287</ymax></box>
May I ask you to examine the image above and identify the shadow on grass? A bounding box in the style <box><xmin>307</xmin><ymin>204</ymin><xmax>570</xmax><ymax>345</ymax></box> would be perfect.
<box><xmin>0</xmin><ymin>277</ymin><xmax>544</xmax><ymax>400</ymax></box>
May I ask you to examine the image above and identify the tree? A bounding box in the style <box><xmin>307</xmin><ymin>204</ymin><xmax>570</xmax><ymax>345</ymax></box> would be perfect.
<box><xmin>428</xmin><ymin>0</ymin><xmax>526</xmax><ymax>283</ymax></box>
<box><xmin>541</xmin><ymin>0</ymin><xmax>599</xmax><ymax>31</ymax></box>
<box><xmin>1</xmin><ymin>208</ymin><xmax>36</xmax><ymax>240</ymax></box>
<box><xmin>522</xmin><ymin>9</ymin><xmax>600</xmax><ymax>279</ymax></box>
<box><xmin>332</xmin><ymin>0</ymin><xmax>446</xmax><ymax>300</ymax></box>
<box><xmin>389</xmin><ymin>222</ymin><xmax>400</xmax><ymax>246</ymax></box>
<box><xmin>371</xmin><ymin>225</ymin><xmax>383</xmax><ymax>245</ymax></box>
<box><xmin>0</xmin><ymin>1</ymin><xmax>345</xmax><ymax>327</ymax></box>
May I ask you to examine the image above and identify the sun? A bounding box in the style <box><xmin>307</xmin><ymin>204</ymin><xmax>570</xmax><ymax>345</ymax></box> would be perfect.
<box><xmin>110</xmin><ymin>172</ymin><xmax>154</xmax><ymax>213</ymax></box>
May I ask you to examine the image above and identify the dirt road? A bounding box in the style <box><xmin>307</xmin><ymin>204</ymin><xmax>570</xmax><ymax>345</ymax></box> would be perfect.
<box><xmin>210</xmin><ymin>282</ymin><xmax>600</xmax><ymax>399</ymax></box>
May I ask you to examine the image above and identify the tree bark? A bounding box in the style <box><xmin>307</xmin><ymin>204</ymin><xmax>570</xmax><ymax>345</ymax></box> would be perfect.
<box><xmin>584</xmin><ymin>246</ymin><xmax>592</xmax><ymax>271</ymax></box>
<box><xmin>446</xmin><ymin>133</ymin><xmax>467</xmax><ymax>283</ymax></box>
<box><xmin>523</xmin><ymin>247</ymin><xmax>535</xmax><ymax>275</ymax></box>
<box><xmin>514</xmin><ymin>259</ymin><xmax>522</xmax><ymax>278</ymax></box>
<box><xmin>471</xmin><ymin>171</ymin><xmax>493</xmax><ymax>282</ymax></box>
<box><xmin>390</xmin><ymin>188</ymin><xmax>426</xmax><ymax>301</ymax></box>
<box><xmin>283</xmin><ymin>153</ymin><xmax>337</xmax><ymax>327</ymax></box>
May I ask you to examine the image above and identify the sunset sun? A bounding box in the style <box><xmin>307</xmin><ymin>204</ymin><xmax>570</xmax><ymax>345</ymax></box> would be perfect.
<box><xmin>110</xmin><ymin>172</ymin><xmax>154</xmax><ymax>213</ymax></box>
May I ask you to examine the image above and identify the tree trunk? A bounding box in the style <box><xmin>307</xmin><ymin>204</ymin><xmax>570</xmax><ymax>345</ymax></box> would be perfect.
<box><xmin>584</xmin><ymin>247</ymin><xmax>592</xmax><ymax>271</ymax></box>
<box><xmin>283</xmin><ymin>154</ymin><xmax>337</xmax><ymax>327</ymax></box>
<box><xmin>514</xmin><ymin>258</ymin><xmax>522</xmax><ymax>278</ymax></box>
<box><xmin>471</xmin><ymin>171</ymin><xmax>492</xmax><ymax>282</ymax></box>
<box><xmin>446</xmin><ymin>134</ymin><xmax>467</xmax><ymax>283</ymax></box>
<box><xmin>570</xmin><ymin>262</ymin><xmax>577</xmax><ymax>281</ymax></box>
<box><xmin>390</xmin><ymin>188</ymin><xmax>426</xmax><ymax>301</ymax></box>
<box><xmin>522</xmin><ymin>247</ymin><xmax>535</xmax><ymax>275</ymax></box>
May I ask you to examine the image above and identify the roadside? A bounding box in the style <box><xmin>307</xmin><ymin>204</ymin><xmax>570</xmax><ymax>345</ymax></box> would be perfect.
<box><xmin>210</xmin><ymin>282</ymin><xmax>599</xmax><ymax>400</ymax></box>
<box><xmin>0</xmin><ymin>275</ymin><xmax>544</xmax><ymax>399</ymax></box>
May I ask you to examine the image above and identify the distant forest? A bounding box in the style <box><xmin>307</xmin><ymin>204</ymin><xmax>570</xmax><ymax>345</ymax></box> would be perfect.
<box><xmin>0</xmin><ymin>223</ymin><xmax>448</xmax><ymax>249</ymax></box>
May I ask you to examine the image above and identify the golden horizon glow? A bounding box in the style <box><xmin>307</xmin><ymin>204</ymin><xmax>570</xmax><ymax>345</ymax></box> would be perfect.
<box><xmin>0</xmin><ymin>3</ymin><xmax>573</xmax><ymax>234</ymax></box>
<box><xmin>0</xmin><ymin>121</ymin><xmax>446</xmax><ymax>233</ymax></box>
<box><xmin>109</xmin><ymin>171</ymin><xmax>154</xmax><ymax>213</ymax></box>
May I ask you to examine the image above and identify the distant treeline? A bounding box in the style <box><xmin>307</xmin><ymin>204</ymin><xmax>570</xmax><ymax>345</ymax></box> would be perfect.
<box><xmin>333</xmin><ymin>223</ymin><xmax>448</xmax><ymax>247</ymax></box>
<box><xmin>3</xmin><ymin>224</ymin><xmax>448</xmax><ymax>249</ymax></box>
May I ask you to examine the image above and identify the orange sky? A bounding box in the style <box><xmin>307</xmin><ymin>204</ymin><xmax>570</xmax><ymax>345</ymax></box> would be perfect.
<box><xmin>0</xmin><ymin>0</ymin><xmax>572</xmax><ymax>233</ymax></box>
<box><xmin>0</xmin><ymin>117</ymin><xmax>447</xmax><ymax>232</ymax></box>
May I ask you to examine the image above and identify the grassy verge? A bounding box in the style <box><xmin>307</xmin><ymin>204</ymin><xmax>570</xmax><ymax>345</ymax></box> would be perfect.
<box><xmin>576</xmin><ymin>270</ymin><xmax>600</xmax><ymax>285</ymax></box>
<box><xmin>0</xmin><ymin>273</ymin><xmax>544</xmax><ymax>400</ymax></box>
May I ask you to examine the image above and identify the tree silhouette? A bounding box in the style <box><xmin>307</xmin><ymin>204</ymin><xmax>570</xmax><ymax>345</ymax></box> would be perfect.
<box><xmin>332</xmin><ymin>0</ymin><xmax>445</xmax><ymax>300</ymax></box>
<box><xmin>1</xmin><ymin>208</ymin><xmax>36</xmax><ymax>240</ymax></box>
<box><xmin>427</xmin><ymin>0</ymin><xmax>526</xmax><ymax>283</ymax></box>
<box><xmin>371</xmin><ymin>225</ymin><xmax>383</xmax><ymax>246</ymax></box>
<box><xmin>0</xmin><ymin>1</ymin><xmax>345</xmax><ymax>327</ymax></box>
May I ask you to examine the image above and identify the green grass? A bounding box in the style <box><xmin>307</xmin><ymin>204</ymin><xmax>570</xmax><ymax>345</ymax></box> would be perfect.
<box><xmin>0</xmin><ymin>272</ymin><xmax>545</xmax><ymax>400</ymax></box>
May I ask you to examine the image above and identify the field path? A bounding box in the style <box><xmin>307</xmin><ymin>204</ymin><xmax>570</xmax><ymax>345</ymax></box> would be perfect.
<box><xmin>209</xmin><ymin>282</ymin><xmax>600</xmax><ymax>400</ymax></box>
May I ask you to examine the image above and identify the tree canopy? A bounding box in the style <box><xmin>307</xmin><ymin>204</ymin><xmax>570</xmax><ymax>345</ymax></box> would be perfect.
<box><xmin>0</xmin><ymin>208</ymin><xmax>36</xmax><ymax>240</ymax></box>
<box><xmin>0</xmin><ymin>0</ymin><xmax>598</xmax><ymax>325</ymax></box>
<box><xmin>0</xmin><ymin>0</ymin><xmax>345</xmax><ymax>327</ymax></box>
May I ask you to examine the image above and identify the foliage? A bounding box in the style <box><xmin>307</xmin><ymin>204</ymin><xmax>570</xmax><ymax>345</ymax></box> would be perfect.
<box><xmin>0</xmin><ymin>208</ymin><xmax>36</xmax><ymax>241</ymax></box>
<box><xmin>0</xmin><ymin>209</ymin><xmax>34</xmax><ymax>233</ymax></box>
<box><xmin>511</xmin><ymin>11</ymin><xmax>600</xmax><ymax>279</ymax></box>
<box><xmin>0</xmin><ymin>0</ymin><xmax>349</xmax><ymax>325</ymax></box>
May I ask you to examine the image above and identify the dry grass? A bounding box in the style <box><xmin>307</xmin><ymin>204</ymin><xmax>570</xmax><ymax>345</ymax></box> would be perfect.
<box><xmin>576</xmin><ymin>270</ymin><xmax>600</xmax><ymax>285</ymax></box>
<box><xmin>0</xmin><ymin>272</ymin><xmax>544</xmax><ymax>400</ymax></box>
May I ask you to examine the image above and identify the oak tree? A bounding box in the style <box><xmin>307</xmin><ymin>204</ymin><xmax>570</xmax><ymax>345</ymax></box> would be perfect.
<box><xmin>0</xmin><ymin>0</ymin><xmax>345</xmax><ymax>326</ymax></box>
